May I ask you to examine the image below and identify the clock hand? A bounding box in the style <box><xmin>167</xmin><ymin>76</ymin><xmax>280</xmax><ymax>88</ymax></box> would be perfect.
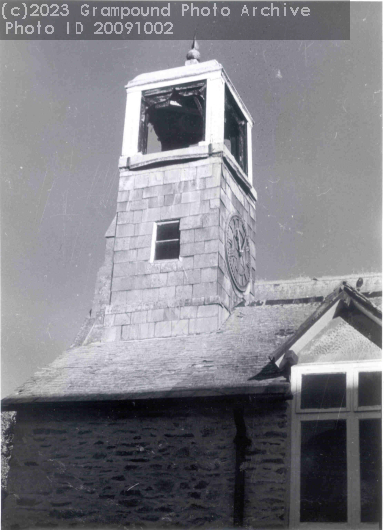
<box><xmin>236</xmin><ymin>228</ymin><xmax>242</xmax><ymax>254</ymax></box>
<box><xmin>238</xmin><ymin>230</ymin><xmax>246</xmax><ymax>253</ymax></box>
<box><xmin>234</xmin><ymin>228</ymin><xmax>239</xmax><ymax>252</ymax></box>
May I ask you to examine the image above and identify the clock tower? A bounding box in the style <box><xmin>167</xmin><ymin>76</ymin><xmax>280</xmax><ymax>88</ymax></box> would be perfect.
<box><xmin>87</xmin><ymin>44</ymin><xmax>257</xmax><ymax>343</ymax></box>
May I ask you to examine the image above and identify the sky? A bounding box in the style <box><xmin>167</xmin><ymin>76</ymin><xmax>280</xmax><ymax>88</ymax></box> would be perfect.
<box><xmin>1</xmin><ymin>2</ymin><xmax>382</xmax><ymax>397</ymax></box>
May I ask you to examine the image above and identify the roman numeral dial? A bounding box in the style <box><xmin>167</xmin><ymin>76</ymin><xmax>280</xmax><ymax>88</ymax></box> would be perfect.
<box><xmin>225</xmin><ymin>214</ymin><xmax>251</xmax><ymax>292</ymax></box>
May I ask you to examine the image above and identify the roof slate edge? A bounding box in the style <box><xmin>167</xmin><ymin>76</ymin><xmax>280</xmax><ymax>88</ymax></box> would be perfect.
<box><xmin>342</xmin><ymin>282</ymin><xmax>382</xmax><ymax>321</ymax></box>
<box><xmin>253</xmin><ymin>273</ymin><xmax>381</xmax><ymax>301</ymax></box>
<box><xmin>2</xmin><ymin>383</ymin><xmax>291</xmax><ymax>410</ymax></box>
<box><xmin>254</xmin><ymin>272</ymin><xmax>381</xmax><ymax>287</ymax></box>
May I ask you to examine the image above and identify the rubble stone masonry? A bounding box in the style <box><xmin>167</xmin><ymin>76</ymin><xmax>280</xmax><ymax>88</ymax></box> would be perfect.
<box><xmin>3</xmin><ymin>400</ymin><xmax>288</xmax><ymax>529</ymax></box>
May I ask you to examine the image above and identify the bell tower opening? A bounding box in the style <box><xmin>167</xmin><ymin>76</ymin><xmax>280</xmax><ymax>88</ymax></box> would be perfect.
<box><xmin>139</xmin><ymin>81</ymin><xmax>206</xmax><ymax>154</ymax></box>
<box><xmin>224</xmin><ymin>85</ymin><xmax>247</xmax><ymax>173</ymax></box>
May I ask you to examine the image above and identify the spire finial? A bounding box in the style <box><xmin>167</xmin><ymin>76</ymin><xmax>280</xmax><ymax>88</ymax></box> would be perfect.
<box><xmin>185</xmin><ymin>34</ymin><xmax>201</xmax><ymax>65</ymax></box>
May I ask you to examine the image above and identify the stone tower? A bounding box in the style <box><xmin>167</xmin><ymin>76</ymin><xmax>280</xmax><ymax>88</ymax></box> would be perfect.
<box><xmin>82</xmin><ymin>50</ymin><xmax>257</xmax><ymax>345</ymax></box>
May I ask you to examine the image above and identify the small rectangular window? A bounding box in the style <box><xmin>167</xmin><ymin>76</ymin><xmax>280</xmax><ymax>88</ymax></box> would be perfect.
<box><xmin>358</xmin><ymin>371</ymin><xmax>382</xmax><ymax>407</ymax></box>
<box><xmin>155</xmin><ymin>220</ymin><xmax>180</xmax><ymax>261</ymax></box>
<box><xmin>301</xmin><ymin>373</ymin><xmax>346</xmax><ymax>410</ymax></box>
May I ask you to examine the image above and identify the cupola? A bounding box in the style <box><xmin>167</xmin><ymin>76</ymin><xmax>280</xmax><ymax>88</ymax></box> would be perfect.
<box><xmin>119</xmin><ymin>47</ymin><xmax>255</xmax><ymax>187</ymax></box>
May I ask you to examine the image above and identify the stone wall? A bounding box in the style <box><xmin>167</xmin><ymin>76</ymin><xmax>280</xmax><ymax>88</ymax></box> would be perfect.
<box><xmin>83</xmin><ymin>155</ymin><xmax>256</xmax><ymax>344</ymax></box>
<box><xmin>1</xmin><ymin>412</ymin><xmax>16</xmax><ymax>511</ymax></box>
<box><xmin>3</xmin><ymin>399</ymin><xmax>289</xmax><ymax>529</ymax></box>
<box><xmin>244</xmin><ymin>402</ymin><xmax>290</xmax><ymax>528</ymax></box>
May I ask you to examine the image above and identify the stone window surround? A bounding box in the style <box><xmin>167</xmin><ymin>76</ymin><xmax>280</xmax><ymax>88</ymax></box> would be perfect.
<box><xmin>289</xmin><ymin>360</ymin><xmax>382</xmax><ymax>529</ymax></box>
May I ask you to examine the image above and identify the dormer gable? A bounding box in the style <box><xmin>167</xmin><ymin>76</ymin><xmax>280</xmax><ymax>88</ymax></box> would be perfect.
<box><xmin>250</xmin><ymin>280</ymin><xmax>382</xmax><ymax>381</ymax></box>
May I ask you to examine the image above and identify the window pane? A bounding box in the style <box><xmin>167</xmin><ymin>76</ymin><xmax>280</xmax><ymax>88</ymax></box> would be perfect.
<box><xmin>157</xmin><ymin>222</ymin><xmax>179</xmax><ymax>242</ymax></box>
<box><xmin>155</xmin><ymin>240</ymin><xmax>180</xmax><ymax>261</ymax></box>
<box><xmin>358</xmin><ymin>372</ymin><xmax>382</xmax><ymax>407</ymax></box>
<box><xmin>301</xmin><ymin>373</ymin><xmax>346</xmax><ymax>409</ymax></box>
<box><xmin>300</xmin><ymin>420</ymin><xmax>347</xmax><ymax>522</ymax></box>
<box><xmin>360</xmin><ymin>419</ymin><xmax>382</xmax><ymax>523</ymax></box>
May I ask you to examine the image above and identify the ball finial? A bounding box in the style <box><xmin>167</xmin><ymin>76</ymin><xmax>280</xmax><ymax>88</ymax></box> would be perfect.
<box><xmin>185</xmin><ymin>36</ymin><xmax>201</xmax><ymax>65</ymax></box>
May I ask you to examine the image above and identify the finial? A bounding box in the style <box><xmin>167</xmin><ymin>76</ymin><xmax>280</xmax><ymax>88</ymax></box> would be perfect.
<box><xmin>185</xmin><ymin>35</ymin><xmax>201</xmax><ymax>65</ymax></box>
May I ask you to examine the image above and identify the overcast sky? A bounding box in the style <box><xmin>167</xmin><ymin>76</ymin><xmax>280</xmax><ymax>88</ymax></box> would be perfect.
<box><xmin>1</xmin><ymin>2</ymin><xmax>382</xmax><ymax>397</ymax></box>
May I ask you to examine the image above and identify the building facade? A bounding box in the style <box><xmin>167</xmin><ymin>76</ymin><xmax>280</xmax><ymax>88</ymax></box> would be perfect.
<box><xmin>2</xmin><ymin>51</ymin><xmax>382</xmax><ymax>529</ymax></box>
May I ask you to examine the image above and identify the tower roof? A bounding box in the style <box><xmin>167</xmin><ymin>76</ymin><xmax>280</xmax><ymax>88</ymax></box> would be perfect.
<box><xmin>126</xmin><ymin>59</ymin><xmax>222</xmax><ymax>89</ymax></box>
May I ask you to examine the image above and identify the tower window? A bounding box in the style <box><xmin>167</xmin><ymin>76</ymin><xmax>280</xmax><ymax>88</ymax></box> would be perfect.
<box><xmin>224</xmin><ymin>85</ymin><xmax>247</xmax><ymax>173</ymax></box>
<box><xmin>140</xmin><ymin>81</ymin><xmax>206</xmax><ymax>154</ymax></box>
<box><xmin>154</xmin><ymin>220</ymin><xmax>180</xmax><ymax>260</ymax></box>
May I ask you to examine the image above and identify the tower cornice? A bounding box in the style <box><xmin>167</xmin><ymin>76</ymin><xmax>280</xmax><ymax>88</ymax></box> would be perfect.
<box><xmin>126</xmin><ymin>59</ymin><xmax>254</xmax><ymax>126</ymax></box>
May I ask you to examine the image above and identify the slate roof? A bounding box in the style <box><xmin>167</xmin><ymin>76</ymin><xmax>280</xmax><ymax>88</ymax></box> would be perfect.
<box><xmin>3</xmin><ymin>274</ymin><xmax>381</xmax><ymax>408</ymax></box>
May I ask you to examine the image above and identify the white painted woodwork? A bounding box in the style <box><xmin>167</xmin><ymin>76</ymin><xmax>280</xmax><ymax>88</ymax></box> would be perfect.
<box><xmin>205</xmin><ymin>75</ymin><xmax>225</xmax><ymax>146</ymax></box>
<box><xmin>247</xmin><ymin>121</ymin><xmax>253</xmax><ymax>183</ymax></box>
<box><xmin>121</xmin><ymin>90</ymin><xmax>142</xmax><ymax>157</ymax></box>
<box><xmin>290</xmin><ymin>361</ymin><xmax>382</xmax><ymax>529</ymax></box>
<box><xmin>120</xmin><ymin>59</ymin><xmax>256</xmax><ymax>193</ymax></box>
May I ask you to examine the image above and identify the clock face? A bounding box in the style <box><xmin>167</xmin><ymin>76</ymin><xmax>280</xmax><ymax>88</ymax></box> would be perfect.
<box><xmin>225</xmin><ymin>214</ymin><xmax>251</xmax><ymax>292</ymax></box>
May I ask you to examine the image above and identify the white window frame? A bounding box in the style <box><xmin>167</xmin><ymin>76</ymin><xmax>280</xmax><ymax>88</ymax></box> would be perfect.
<box><xmin>150</xmin><ymin>219</ymin><xmax>181</xmax><ymax>263</ymax></box>
<box><xmin>290</xmin><ymin>360</ymin><xmax>382</xmax><ymax>529</ymax></box>
<box><xmin>353</xmin><ymin>365</ymin><xmax>382</xmax><ymax>413</ymax></box>
<box><xmin>295</xmin><ymin>365</ymin><xmax>351</xmax><ymax>413</ymax></box>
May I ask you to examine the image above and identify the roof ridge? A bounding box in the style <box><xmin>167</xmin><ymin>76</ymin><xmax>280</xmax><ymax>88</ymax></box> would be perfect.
<box><xmin>254</xmin><ymin>272</ymin><xmax>381</xmax><ymax>287</ymax></box>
